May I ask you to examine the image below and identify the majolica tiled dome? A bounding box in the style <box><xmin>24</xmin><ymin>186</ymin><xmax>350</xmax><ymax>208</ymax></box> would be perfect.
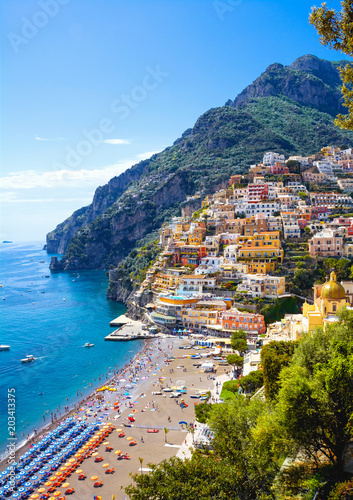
<box><xmin>321</xmin><ymin>271</ymin><xmax>346</xmax><ymax>300</ymax></box>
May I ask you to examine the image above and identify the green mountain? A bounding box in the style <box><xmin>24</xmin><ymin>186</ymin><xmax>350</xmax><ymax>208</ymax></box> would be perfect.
<box><xmin>47</xmin><ymin>55</ymin><xmax>353</xmax><ymax>271</ymax></box>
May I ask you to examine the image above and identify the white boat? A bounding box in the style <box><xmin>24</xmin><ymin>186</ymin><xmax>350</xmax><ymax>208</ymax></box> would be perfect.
<box><xmin>84</xmin><ymin>342</ymin><xmax>94</xmax><ymax>347</ymax></box>
<box><xmin>0</xmin><ymin>345</ymin><xmax>10</xmax><ymax>351</ymax></box>
<box><xmin>21</xmin><ymin>355</ymin><xmax>35</xmax><ymax>363</ymax></box>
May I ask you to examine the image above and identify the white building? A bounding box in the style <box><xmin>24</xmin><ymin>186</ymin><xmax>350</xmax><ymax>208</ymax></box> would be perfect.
<box><xmin>263</xmin><ymin>152</ymin><xmax>285</xmax><ymax>166</ymax></box>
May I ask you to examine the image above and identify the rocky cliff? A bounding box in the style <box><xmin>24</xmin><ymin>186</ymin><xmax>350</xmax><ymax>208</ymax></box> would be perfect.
<box><xmin>46</xmin><ymin>159</ymin><xmax>149</xmax><ymax>254</ymax></box>
<box><xmin>227</xmin><ymin>54</ymin><xmax>346</xmax><ymax>117</ymax></box>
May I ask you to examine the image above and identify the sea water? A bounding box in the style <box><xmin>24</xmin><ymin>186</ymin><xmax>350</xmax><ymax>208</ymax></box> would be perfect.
<box><xmin>0</xmin><ymin>242</ymin><xmax>142</xmax><ymax>456</ymax></box>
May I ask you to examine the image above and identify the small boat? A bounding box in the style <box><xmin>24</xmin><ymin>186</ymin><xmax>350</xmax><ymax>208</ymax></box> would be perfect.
<box><xmin>0</xmin><ymin>345</ymin><xmax>10</xmax><ymax>351</ymax></box>
<box><xmin>21</xmin><ymin>355</ymin><xmax>35</xmax><ymax>363</ymax></box>
<box><xmin>39</xmin><ymin>260</ymin><xmax>45</xmax><ymax>263</ymax></box>
<box><xmin>147</xmin><ymin>429</ymin><xmax>159</xmax><ymax>433</ymax></box>
<box><xmin>84</xmin><ymin>342</ymin><xmax>94</xmax><ymax>347</ymax></box>
<box><xmin>190</xmin><ymin>394</ymin><xmax>200</xmax><ymax>399</ymax></box>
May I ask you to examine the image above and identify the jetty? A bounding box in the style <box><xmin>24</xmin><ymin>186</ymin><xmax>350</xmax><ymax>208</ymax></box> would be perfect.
<box><xmin>106</xmin><ymin>316</ymin><xmax>155</xmax><ymax>341</ymax></box>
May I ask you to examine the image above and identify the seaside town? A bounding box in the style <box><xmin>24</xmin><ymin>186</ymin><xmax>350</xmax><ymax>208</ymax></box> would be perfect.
<box><xmin>2</xmin><ymin>146</ymin><xmax>353</xmax><ymax>499</ymax></box>
<box><xmin>131</xmin><ymin>146</ymin><xmax>353</xmax><ymax>356</ymax></box>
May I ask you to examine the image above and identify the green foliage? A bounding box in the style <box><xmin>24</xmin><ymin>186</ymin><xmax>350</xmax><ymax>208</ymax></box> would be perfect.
<box><xmin>194</xmin><ymin>401</ymin><xmax>214</xmax><ymax>423</ymax></box>
<box><xmin>309</xmin><ymin>0</ymin><xmax>353</xmax><ymax>130</ymax></box>
<box><xmin>226</xmin><ymin>353</ymin><xmax>244</xmax><ymax>367</ymax></box>
<box><xmin>230</xmin><ymin>339</ymin><xmax>247</xmax><ymax>354</ymax></box>
<box><xmin>239</xmin><ymin>370</ymin><xmax>264</xmax><ymax>394</ymax></box>
<box><xmin>277</xmin><ymin>308</ymin><xmax>353</xmax><ymax>474</ymax></box>
<box><xmin>261</xmin><ymin>296</ymin><xmax>301</xmax><ymax>324</ymax></box>
<box><xmin>209</xmin><ymin>395</ymin><xmax>289</xmax><ymax>498</ymax></box>
<box><xmin>111</xmin><ymin>240</ymin><xmax>162</xmax><ymax>292</ymax></box>
<box><xmin>125</xmin><ymin>453</ymin><xmax>241</xmax><ymax>500</ymax></box>
<box><xmin>261</xmin><ymin>340</ymin><xmax>299</xmax><ymax>401</ymax></box>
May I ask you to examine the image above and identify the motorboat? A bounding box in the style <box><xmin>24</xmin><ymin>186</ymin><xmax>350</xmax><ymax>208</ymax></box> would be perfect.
<box><xmin>147</xmin><ymin>429</ymin><xmax>159</xmax><ymax>433</ymax></box>
<box><xmin>84</xmin><ymin>342</ymin><xmax>94</xmax><ymax>347</ymax></box>
<box><xmin>21</xmin><ymin>355</ymin><xmax>35</xmax><ymax>363</ymax></box>
<box><xmin>0</xmin><ymin>345</ymin><xmax>10</xmax><ymax>351</ymax></box>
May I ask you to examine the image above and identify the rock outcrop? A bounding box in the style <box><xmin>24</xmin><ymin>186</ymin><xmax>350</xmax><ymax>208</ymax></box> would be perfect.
<box><xmin>227</xmin><ymin>54</ymin><xmax>346</xmax><ymax>117</ymax></box>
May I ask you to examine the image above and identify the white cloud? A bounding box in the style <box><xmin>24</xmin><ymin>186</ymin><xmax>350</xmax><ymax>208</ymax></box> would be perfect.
<box><xmin>0</xmin><ymin>192</ymin><xmax>92</xmax><ymax>204</ymax></box>
<box><xmin>35</xmin><ymin>137</ymin><xmax>65</xmax><ymax>141</ymax></box>
<box><xmin>136</xmin><ymin>150</ymin><xmax>163</xmax><ymax>160</ymax></box>
<box><xmin>0</xmin><ymin>161</ymin><xmax>136</xmax><ymax>190</ymax></box>
<box><xmin>0</xmin><ymin>150</ymin><xmax>164</xmax><ymax>193</ymax></box>
<box><xmin>103</xmin><ymin>139</ymin><xmax>131</xmax><ymax>145</ymax></box>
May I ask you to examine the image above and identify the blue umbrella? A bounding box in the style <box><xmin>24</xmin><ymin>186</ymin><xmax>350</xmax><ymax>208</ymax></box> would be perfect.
<box><xmin>30</xmin><ymin>476</ymin><xmax>38</xmax><ymax>480</ymax></box>
<box><xmin>24</xmin><ymin>467</ymin><xmax>31</xmax><ymax>471</ymax></box>
<box><xmin>24</xmin><ymin>482</ymin><xmax>32</xmax><ymax>487</ymax></box>
<box><xmin>11</xmin><ymin>493</ymin><xmax>20</xmax><ymax>498</ymax></box>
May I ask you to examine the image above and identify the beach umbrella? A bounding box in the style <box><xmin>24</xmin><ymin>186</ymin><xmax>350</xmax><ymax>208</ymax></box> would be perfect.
<box><xmin>102</xmin><ymin>463</ymin><xmax>109</xmax><ymax>468</ymax></box>
<box><xmin>68</xmin><ymin>458</ymin><xmax>75</xmax><ymax>463</ymax></box>
<box><xmin>24</xmin><ymin>482</ymin><xmax>32</xmax><ymax>487</ymax></box>
<box><xmin>11</xmin><ymin>494</ymin><xmax>20</xmax><ymax>499</ymax></box>
<box><xmin>30</xmin><ymin>476</ymin><xmax>38</xmax><ymax>480</ymax></box>
<box><xmin>49</xmin><ymin>476</ymin><xmax>57</xmax><ymax>481</ymax></box>
<box><xmin>62</xmin><ymin>482</ymin><xmax>70</xmax><ymax>488</ymax></box>
<box><xmin>103</xmin><ymin>441</ymin><xmax>109</xmax><ymax>445</ymax></box>
<box><xmin>53</xmin><ymin>491</ymin><xmax>61</xmax><ymax>497</ymax></box>
<box><xmin>116</xmin><ymin>429</ymin><xmax>122</xmax><ymax>432</ymax></box>
<box><xmin>75</xmin><ymin>470</ymin><xmax>83</xmax><ymax>474</ymax></box>
<box><xmin>91</xmin><ymin>452</ymin><xmax>98</xmax><ymax>457</ymax></box>
<box><xmin>38</xmin><ymin>488</ymin><xmax>46</xmax><ymax>493</ymax></box>
<box><xmin>45</xmin><ymin>481</ymin><xmax>52</xmax><ymax>487</ymax></box>
<box><xmin>126</xmin><ymin>437</ymin><xmax>133</xmax><ymax>441</ymax></box>
<box><xmin>55</xmin><ymin>472</ymin><xmax>62</xmax><ymax>477</ymax></box>
<box><xmin>30</xmin><ymin>495</ymin><xmax>39</xmax><ymax>500</ymax></box>
<box><xmin>114</xmin><ymin>451</ymin><xmax>121</xmax><ymax>455</ymax></box>
<box><xmin>59</xmin><ymin>467</ymin><xmax>67</xmax><ymax>472</ymax></box>
<box><xmin>90</xmin><ymin>476</ymin><xmax>98</xmax><ymax>481</ymax></box>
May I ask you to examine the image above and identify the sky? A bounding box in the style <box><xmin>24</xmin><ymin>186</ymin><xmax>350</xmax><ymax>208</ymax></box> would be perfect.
<box><xmin>0</xmin><ymin>0</ymin><xmax>348</xmax><ymax>242</ymax></box>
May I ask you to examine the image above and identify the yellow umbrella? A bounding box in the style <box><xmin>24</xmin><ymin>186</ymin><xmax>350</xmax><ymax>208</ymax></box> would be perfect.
<box><xmin>69</xmin><ymin>458</ymin><xmax>76</xmax><ymax>463</ymax></box>
<box><xmin>49</xmin><ymin>498</ymin><xmax>56</xmax><ymax>500</ymax></box>
<box><xmin>38</xmin><ymin>488</ymin><xmax>46</xmax><ymax>494</ymax></box>
<box><xmin>62</xmin><ymin>482</ymin><xmax>70</xmax><ymax>488</ymax></box>
<box><xmin>126</xmin><ymin>437</ymin><xmax>133</xmax><ymax>441</ymax></box>
<box><xmin>74</xmin><ymin>453</ymin><xmax>81</xmax><ymax>458</ymax></box>
<box><xmin>53</xmin><ymin>492</ymin><xmax>61</xmax><ymax>498</ymax></box>
<box><xmin>103</xmin><ymin>441</ymin><xmax>109</xmax><ymax>445</ymax></box>
<box><xmin>30</xmin><ymin>495</ymin><xmax>39</xmax><ymax>499</ymax></box>
<box><xmin>116</xmin><ymin>428</ymin><xmax>122</xmax><ymax>432</ymax></box>
<box><xmin>83</xmin><ymin>445</ymin><xmax>90</xmax><ymax>450</ymax></box>
<box><xmin>49</xmin><ymin>476</ymin><xmax>57</xmax><ymax>481</ymax></box>
<box><xmin>60</xmin><ymin>467</ymin><xmax>67</xmax><ymax>471</ymax></box>
<box><xmin>45</xmin><ymin>481</ymin><xmax>52</xmax><ymax>487</ymax></box>
<box><xmin>92</xmin><ymin>452</ymin><xmax>99</xmax><ymax>457</ymax></box>
<box><xmin>91</xmin><ymin>475</ymin><xmax>98</xmax><ymax>481</ymax></box>
<box><xmin>56</xmin><ymin>472</ymin><xmax>63</xmax><ymax>477</ymax></box>
<box><xmin>102</xmin><ymin>463</ymin><xmax>109</xmax><ymax>468</ymax></box>
<box><xmin>114</xmin><ymin>450</ymin><xmax>121</xmax><ymax>455</ymax></box>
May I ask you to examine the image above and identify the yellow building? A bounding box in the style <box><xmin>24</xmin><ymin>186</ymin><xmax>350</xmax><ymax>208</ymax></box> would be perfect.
<box><xmin>302</xmin><ymin>271</ymin><xmax>347</xmax><ymax>332</ymax></box>
<box><xmin>237</xmin><ymin>231</ymin><xmax>284</xmax><ymax>270</ymax></box>
<box><xmin>152</xmin><ymin>273</ymin><xmax>182</xmax><ymax>291</ymax></box>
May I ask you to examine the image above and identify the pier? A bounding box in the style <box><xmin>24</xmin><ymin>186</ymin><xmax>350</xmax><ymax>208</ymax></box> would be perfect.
<box><xmin>106</xmin><ymin>316</ymin><xmax>155</xmax><ymax>341</ymax></box>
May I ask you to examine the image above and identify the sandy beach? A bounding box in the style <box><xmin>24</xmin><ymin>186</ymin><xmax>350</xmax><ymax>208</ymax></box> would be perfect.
<box><xmin>0</xmin><ymin>335</ymin><xmax>231</xmax><ymax>500</ymax></box>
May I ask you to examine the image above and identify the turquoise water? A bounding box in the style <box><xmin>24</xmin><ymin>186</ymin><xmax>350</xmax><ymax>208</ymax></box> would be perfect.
<box><xmin>0</xmin><ymin>242</ymin><xmax>143</xmax><ymax>456</ymax></box>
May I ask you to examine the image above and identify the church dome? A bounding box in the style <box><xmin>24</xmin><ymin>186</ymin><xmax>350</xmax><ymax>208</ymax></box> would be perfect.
<box><xmin>321</xmin><ymin>271</ymin><xmax>346</xmax><ymax>300</ymax></box>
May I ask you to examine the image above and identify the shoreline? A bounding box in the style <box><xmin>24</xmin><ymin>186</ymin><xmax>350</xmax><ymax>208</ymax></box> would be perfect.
<box><xmin>0</xmin><ymin>336</ymin><xmax>150</xmax><ymax>468</ymax></box>
<box><xmin>1</xmin><ymin>335</ymin><xmax>232</xmax><ymax>499</ymax></box>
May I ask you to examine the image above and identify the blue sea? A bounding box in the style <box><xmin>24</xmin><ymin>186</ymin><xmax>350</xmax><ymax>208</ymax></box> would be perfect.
<box><xmin>0</xmin><ymin>242</ymin><xmax>143</xmax><ymax>457</ymax></box>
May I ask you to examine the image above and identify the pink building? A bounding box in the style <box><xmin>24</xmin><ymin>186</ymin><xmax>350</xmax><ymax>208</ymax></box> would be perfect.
<box><xmin>309</xmin><ymin>230</ymin><xmax>343</xmax><ymax>258</ymax></box>
<box><xmin>270</xmin><ymin>164</ymin><xmax>289</xmax><ymax>175</ymax></box>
